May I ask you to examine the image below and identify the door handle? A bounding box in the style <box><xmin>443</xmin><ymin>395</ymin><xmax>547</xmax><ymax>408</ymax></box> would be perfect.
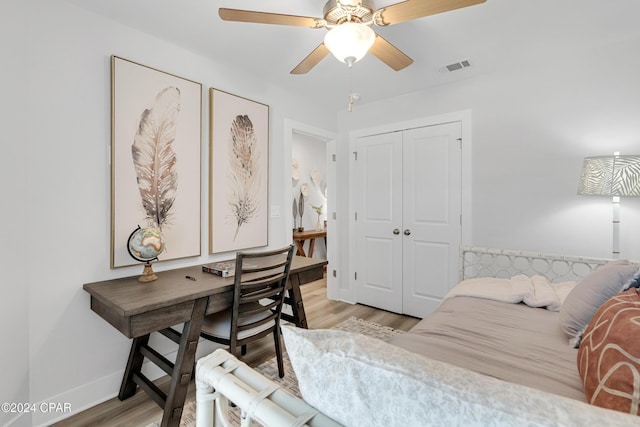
<box><xmin>404</xmin><ymin>229</ymin><xmax>411</xmax><ymax>236</ymax></box>
<box><xmin>393</xmin><ymin>228</ymin><xmax>400</xmax><ymax>235</ymax></box>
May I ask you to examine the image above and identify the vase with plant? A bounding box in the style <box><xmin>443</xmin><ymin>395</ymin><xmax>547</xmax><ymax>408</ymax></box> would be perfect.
<box><xmin>312</xmin><ymin>204</ymin><xmax>324</xmax><ymax>231</ymax></box>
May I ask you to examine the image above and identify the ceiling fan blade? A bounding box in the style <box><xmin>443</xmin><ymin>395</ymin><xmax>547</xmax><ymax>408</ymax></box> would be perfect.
<box><xmin>290</xmin><ymin>44</ymin><xmax>331</xmax><ymax>74</ymax></box>
<box><xmin>375</xmin><ymin>0</ymin><xmax>486</xmax><ymax>26</ymax></box>
<box><xmin>219</xmin><ymin>8</ymin><xmax>325</xmax><ymax>28</ymax></box>
<box><xmin>368</xmin><ymin>35</ymin><xmax>413</xmax><ymax>71</ymax></box>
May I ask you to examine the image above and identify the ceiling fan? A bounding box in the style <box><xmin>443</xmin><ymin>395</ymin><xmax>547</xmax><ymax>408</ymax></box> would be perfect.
<box><xmin>219</xmin><ymin>0</ymin><xmax>486</xmax><ymax>74</ymax></box>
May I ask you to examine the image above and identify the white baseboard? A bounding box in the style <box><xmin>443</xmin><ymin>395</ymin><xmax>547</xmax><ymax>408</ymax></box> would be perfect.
<box><xmin>33</xmin><ymin>340</ymin><xmax>221</xmax><ymax>426</ymax></box>
<box><xmin>33</xmin><ymin>370</ymin><xmax>121</xmax><ymax>427</ymax></box>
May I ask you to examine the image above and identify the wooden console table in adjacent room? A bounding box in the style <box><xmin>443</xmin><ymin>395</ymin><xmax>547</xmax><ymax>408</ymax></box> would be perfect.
<box><xmin>83</xmin><ymin>256</ymin><xmax>327</xmax><ymax>427</ymax></box>
<box><xmin>292</xmin><ymin>229</ymin><xmax>327</xmax><ymax>258</ymax></box>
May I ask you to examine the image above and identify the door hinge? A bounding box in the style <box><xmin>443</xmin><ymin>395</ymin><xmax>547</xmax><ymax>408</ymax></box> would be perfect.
<box><xmin>354</xmin><ymin>212</ymin><xmax>358</xmax><ymax>221</ymax></box>
<box><xmin>460</xmin><ymin>214</ymin><xmax>462</xmax><ymax>226</ymax></box>
<box><xmin>332</xmin><ymin>153</ymin><xmax>336</xmax><ymax>162</ymax></box>
<box><xmin>457</xmin><ymin>137</ymin><xmax>462</xmax><ymax>149</ymax></box>
<box><xmin>355</xmin><ymin>272</ymin><xmax>358</xmax><ymax>280</ymax></box>
<box><xmin>332</xmin><ymin>269</ymin><xmax>337</xmax><ymax>278</ymax></box>
<box><xmin>353</xmin><ymin>151</ymin><xmax>358</xmax><ymax>160</ymax></box>
<box><xmin>332</xmin><ymin>212</ymin><xmax>336</xmax><ymax>220</ymax></box>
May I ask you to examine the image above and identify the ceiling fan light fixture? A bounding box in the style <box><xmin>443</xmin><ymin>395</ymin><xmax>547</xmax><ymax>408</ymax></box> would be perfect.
<box><xmin>324</xmin><ymin>23</ymin><xmax>375</xmax><ymax>65</ymax></box>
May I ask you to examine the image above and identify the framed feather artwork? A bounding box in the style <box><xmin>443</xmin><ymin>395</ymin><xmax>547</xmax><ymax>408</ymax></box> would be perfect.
<box><xmin>209</xmin><ymin>88</ymin><xmax>269</xmax><ymax>254</ymax></box>
<box><xmin>110</xmin><ymin>56</ymin><xmax>202</xmax><ymax>268</ymax></box>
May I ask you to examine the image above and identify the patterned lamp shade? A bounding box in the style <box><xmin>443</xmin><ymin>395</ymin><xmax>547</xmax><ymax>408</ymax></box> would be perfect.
<box><xmin>577</xmin><ymin>155</ymin><xmax>640</xmax><ymax>196</ymax></box>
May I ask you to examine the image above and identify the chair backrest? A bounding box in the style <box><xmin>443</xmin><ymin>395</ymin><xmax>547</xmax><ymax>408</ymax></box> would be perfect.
<box><xmin>230</xmin><ymin>245</ymin><xmax>295</xmax><ymax>342</ymax></box>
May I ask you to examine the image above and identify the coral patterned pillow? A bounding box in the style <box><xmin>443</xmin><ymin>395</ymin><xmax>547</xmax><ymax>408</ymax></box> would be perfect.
<box><xmin>577</xmin><ymin>288</ymin><xmax>640</xmax><ymax>415</ymax></box>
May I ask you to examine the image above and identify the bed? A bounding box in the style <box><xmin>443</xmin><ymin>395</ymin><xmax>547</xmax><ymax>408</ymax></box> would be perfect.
<box><xmin>389</xmin><ymin>246</ymin><xmax>612</xmax><ymax>403</ymax></box>
<box><xmin>195</xmin><ymin>247</ymin><xmax>640</xmax><ymax>426</ymax></box>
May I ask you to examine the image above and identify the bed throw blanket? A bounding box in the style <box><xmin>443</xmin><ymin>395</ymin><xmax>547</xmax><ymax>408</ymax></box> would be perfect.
<box><xmin>444</xmin><ymin>275</ymin><xmax>576</xmax><ymax>311</ymax></box>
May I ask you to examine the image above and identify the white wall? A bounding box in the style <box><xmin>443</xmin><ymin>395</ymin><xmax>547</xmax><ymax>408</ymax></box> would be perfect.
<box><xmin>334</xmin><ymin>33</ymin><xmax>640</xmax><ymax>301</ymax></box>
<box><xmin>3</xmin><ymin>1</ymin><xmax>334</xmax><ymax>425</ymax></box>
<box><xmin>1</xmin><ymin>2</ymin><xmax>31</xmax><ymax>427</ymax></box>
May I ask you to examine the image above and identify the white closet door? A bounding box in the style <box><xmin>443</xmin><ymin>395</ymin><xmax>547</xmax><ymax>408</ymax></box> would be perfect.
<box><xmin>354</xmin><ymin>121</ymin><xmax>463</xmax><ymax>317</ymax></box>
<box><xmin>402</xmin><ymin>122</ymin><xmax>462</xmax><ymax>318</ymax></box>
<box><xmin>355</xmin><ymin>131</ymin><xmax>403</xmax><ymax>313</ymax></box>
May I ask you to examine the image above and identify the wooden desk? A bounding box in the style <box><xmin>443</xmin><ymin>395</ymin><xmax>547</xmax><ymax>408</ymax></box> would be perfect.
<box><xmin>83</xmin><ymin>256</ymin><xmax>326</xmax><ymax>427</ymax></box>
<box><xmin>292</xmin><ymin>229</ymin><xmax>326</xmax><ymax>258</ymax></box>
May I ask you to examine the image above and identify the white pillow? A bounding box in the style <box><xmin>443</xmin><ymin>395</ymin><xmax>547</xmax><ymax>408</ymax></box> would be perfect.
<box><xmin>281</xmin><ymin>325</ymin><xmax>639</xmax><ymax>427</ymax></box>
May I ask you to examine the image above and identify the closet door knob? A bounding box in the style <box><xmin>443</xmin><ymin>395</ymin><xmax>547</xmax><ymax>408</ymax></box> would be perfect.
<box><xmin>393</xmin><ymin>229</ymin><xmax>400</xmax><ymax>235</ymax></box>
<box><xmin>403</xmin><ymin>229</ymin><xmax>411</xmax><ymax>236</ymax></box>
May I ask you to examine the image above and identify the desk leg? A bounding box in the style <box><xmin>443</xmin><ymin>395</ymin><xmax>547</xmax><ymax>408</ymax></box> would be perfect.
<box><xmin>287</xmin><ymin>273</ymin><xmax>308</xmax><ymax>329</ymax></box>
<box><xmin>119</xmin><ymin>334</ymin><xmax>150</xmax><ymax>400</ymax></box>
<box><xmin>117</xmin><ymin>298</ymin><xmax>208</xmax><ymax>427</ymax></box>
<box><xmin>161</xmin><ymin>297</ymin><xmax>208</xmax><ymax>427</ymax></box>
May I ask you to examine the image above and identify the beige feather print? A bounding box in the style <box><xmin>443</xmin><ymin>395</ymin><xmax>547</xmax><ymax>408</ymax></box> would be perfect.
<box><xmin>227</xmin><ymin>114</ymin><xmax>260</xmax><ymax>241</ymax></box>
<box><xmin>131</xmin><ymin>86</ymin><xmax>180</xmax><ymax>229</ymax></box>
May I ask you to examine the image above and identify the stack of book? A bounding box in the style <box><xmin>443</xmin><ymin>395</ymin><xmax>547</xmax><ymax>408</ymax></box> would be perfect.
<box><xmin>202</xmin><ymin>260</ymin><xmax>235</xmax><ymax>277</ymax></box>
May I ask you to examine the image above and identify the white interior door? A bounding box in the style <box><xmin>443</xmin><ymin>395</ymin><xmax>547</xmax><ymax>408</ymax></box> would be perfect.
<box><xmin>354</xmin><ymin>122</ymin><xmax>462</xmax><ymax>317</ymax></box>
<box><xmin>402</xmin><ymin>123</ymin><xmax>462</xmax><ymax>318</ymax></box>
<box><xmin>355</xmin><ymin>131</ymin><xmax>403</xmax><ymax>313</ymax></box>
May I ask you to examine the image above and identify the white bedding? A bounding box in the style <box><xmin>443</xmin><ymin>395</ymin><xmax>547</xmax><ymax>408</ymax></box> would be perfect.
<box><xmin>444</xmin><ymin>274</ymin><xmax>576</xmax><ymax>311</ymax></box>
<box><xmin>282</xmin><ymin>325</ymin><xmax>640</xmax><ymax>427</ymax></box>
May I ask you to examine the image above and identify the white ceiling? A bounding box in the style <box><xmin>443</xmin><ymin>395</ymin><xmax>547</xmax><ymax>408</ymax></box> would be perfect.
<box><xmin>64</xmin><ymin>0</ymin><xmax>640</xmax><ymax>110</ymax></box>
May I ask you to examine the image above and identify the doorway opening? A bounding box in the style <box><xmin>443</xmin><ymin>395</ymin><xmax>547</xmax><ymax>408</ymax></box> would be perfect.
<box><xmin>284</xmin><ymin>120</ymin><xmax>337</xmax><ymax>299</ymax></box>
<box><xmin>292</xmin><ymin>132</ymin><xmax>328</xmax><ymax>258</ymax></box>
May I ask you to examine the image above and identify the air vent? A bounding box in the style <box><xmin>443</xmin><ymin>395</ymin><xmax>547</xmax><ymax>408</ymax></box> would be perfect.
<box><xmin>440</xmin><ymin>59</ymin><xmax>471</xmax><ymax>73</ymax></box>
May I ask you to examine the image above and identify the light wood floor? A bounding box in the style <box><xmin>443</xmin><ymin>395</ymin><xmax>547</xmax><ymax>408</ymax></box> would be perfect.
<box><xmin>53</xmin><ymin>277</ymin><xmax>420</xmax><ymax>427</ymax></box>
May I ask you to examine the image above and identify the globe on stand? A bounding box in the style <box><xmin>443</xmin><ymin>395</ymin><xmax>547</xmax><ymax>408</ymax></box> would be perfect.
<box><xmin>127</xmin><ymin>225</ymin><xmax>165</xmax><ymax>282</ymax></box>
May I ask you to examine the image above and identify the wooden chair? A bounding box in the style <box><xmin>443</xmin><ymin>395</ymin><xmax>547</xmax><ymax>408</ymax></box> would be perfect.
<box><xmin>200</xmin><ymin>245</ymin><xmax>295</xmax><ymax>378</ymax></box>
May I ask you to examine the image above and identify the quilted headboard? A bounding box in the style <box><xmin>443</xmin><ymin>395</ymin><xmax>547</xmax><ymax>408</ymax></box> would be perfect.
<box><xmin>460</xmin><ymin>247</ymin><xmax>614</xmax><ymax>283</ymax></box>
